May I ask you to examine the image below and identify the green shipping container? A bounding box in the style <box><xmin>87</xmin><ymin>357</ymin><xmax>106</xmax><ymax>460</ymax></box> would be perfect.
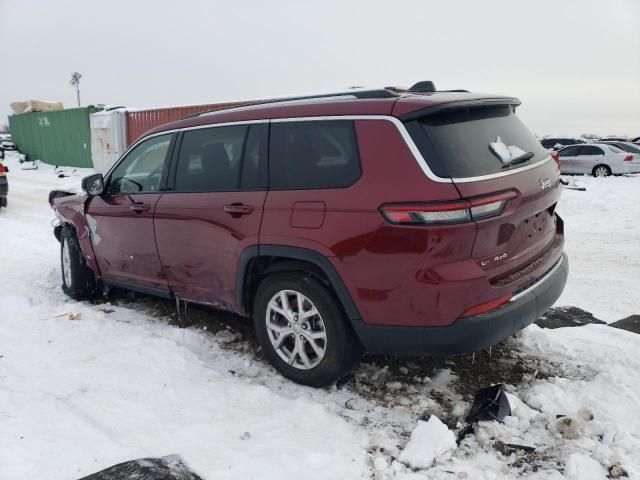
<box><xmin>9</xmin><ymin>106</ymin><xmax>101</xmax><ymax>168</ymax></box>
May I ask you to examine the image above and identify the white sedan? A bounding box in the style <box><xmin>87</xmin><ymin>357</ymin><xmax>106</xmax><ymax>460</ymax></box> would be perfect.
<box><xmin>557</xmin><ymin>143</ymin><xmax>640</xmax><ymax>177</ymax></box>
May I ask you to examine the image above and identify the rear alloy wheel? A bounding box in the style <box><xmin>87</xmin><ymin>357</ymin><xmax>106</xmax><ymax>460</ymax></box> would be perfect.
<box><xmin>266</xmin><ymin>289</ymin><xmax>327</xmax><ymax>369</ymax></box>
<box><xmin>593</xmin><ymin>165</ymin><xmax>611</xmax><ymax>177</ymax></box>
<box><xmin>254</xmin><ymin>273</ymin><xmax>361</xmax><ymax>387</ymax></box>
<box><xmin>60</xmin><ymin>226</ymin><xmax>100</xmax><ymax>300</ymax></box>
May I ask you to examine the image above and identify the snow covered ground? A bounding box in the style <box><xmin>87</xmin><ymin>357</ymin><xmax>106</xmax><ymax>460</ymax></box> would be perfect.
<box><xmin>0</xmin><ymin>151</ymin><xmax>639</xmax><ymax>479</ymax></box>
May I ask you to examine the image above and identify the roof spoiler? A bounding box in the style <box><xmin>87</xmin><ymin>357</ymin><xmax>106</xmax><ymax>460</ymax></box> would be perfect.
<box><xmin>399</xmin><ymin>97</ymin><xmax>522</xmax><ymax>122</ymax></box>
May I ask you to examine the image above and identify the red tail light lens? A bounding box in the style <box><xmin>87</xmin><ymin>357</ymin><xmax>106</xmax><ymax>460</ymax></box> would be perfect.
<box><xmin>624</xmin><ymin>154</ymin><xmax>633</xmax><ymax>162</ymax></box>
<box><xmin>460</xmin><ymin>294</ymin><xmax>512</xmax><ymax>318</ymax></box>
<box><xmin>0</xmin><ymin>163</ymin><xmax>6</xmax><ymax>175</ymax></box>
<box><xmin>380</xmin><ymin>201</ymin><xmax>471</xmax><ymax>225</ymax></box>
<box><xmin>380</xmin><ymin>191</ymin><xmax>517</xmax><ymax>225</ymax></box>
<box><xmin>551</xmin><ymin>151</ymin><xmax>560</xmax><ymax>167</ymax></box>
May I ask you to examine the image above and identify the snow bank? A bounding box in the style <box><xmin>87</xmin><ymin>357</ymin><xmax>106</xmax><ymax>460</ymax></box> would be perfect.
<box><xmin>0</xmin><ymin>152</ymin><xmax>368</xmax><ymax>480</ymax></box>
<box><xmin>398</xmin><ymin>416</ymin><xmax>457</xmax><ymax>469</ymax></box>
<box><xmin>555</xmin><ymin>175</ymin><xmax>640</xmax><ymax>321</ymax></box>
<box><xmin>564</xmin><ymin>453</ymin><xmax>608</xmax><ymax>480</ymax></box>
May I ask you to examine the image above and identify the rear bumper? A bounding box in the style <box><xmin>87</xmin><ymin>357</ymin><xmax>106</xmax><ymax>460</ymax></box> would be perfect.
<box><xmin>352</xmin><ymin>253</ymin><xmax>568</xmax><ymax>355</ymax></box>
<box><xmin>0</xmin><ymin>177</ymin><xmax>8</xmax><ymax>197</ymax></box>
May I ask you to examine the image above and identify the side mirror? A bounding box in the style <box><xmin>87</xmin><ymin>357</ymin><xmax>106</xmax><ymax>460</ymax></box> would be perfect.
<box><xmin>82</xmin><ymin>174</ymin><xmax>104</xmax><ymax>196</ymax></box>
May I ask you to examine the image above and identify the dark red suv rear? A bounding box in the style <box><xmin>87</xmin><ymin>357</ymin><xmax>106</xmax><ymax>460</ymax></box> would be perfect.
<box><xmin>51</xmin><ymin>84</ymin><xmax>567</xmax><ymax>386</ymax></box>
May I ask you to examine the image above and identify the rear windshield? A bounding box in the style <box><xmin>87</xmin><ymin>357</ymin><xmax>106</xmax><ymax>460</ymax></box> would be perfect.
<box><xmin>405</xmin><ymin>106</ymin><xmax>549</xmax><ymax>178</ymax></box>
<box><xmin>606</xmin><ymin>144</ymin><xmax>625</xmax><ymax>153</ymax></box>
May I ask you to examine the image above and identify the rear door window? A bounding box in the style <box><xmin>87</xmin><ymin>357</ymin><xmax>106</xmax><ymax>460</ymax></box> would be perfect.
<box><xmin>578</xmin><ymin>146</ymin><xmax>604</xmax><ymax>156</ymax></box>
<box><xmin>174</xmin><ymin>125</ymin><xmax>248</xmax><ymax>192</ymax></box>
<box><xmin>405</xmin><ymin>106</ymin><xmax>549</xmax><ymax>178</ymax></box>
<box><xmin>269</xmin><ymin>120</ymin><xmax>361</xmax><ymax>189</ymax></box>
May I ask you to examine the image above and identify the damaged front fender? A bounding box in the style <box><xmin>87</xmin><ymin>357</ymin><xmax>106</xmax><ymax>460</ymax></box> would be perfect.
<box><xmin>51</xmin><ymin>193</ymin><xmax>101</xmax><ymax>276</ymax></box>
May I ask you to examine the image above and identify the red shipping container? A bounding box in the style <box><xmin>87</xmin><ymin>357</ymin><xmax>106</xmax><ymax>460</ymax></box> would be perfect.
<box><xmin>125</xmin><ymin>101</ymin><xmax>254</xmax><ymax>145</ymax></box>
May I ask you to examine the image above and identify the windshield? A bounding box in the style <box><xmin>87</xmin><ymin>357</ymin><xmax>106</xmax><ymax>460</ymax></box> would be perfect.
<box><xmin>405</xmin><ymin>106</ymin><xmax>549</xmax><ymax>178</ymax></box>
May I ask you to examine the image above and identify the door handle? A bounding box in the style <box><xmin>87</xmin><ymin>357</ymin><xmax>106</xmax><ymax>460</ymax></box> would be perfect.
<box><xmin>129</xmin><ymin>203</ymin><xmax>151</xmax><ymax>213</ymax></box>
<box><xmin>223</xmin><ymin>203</ymin><xmax>254</xmax><ymax>215</ymax></box>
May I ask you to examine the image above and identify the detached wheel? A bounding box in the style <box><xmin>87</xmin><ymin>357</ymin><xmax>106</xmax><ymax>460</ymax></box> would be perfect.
<box><xmin>253</xmin><ymin>273</ymin><xmax>361</xmax><ymax>387</ymax></box>
<box><xmin>593</xmin><ymin>165</ymin><xmax>611</xmax><ymax>177</ymax></box>
<box><xmin>61</xmin><ymin>226</ymin><xmax>99</xmax><ymax>300</ymax></box>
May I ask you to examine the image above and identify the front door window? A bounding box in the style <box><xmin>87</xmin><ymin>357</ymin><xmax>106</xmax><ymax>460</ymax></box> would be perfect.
<box><xmin>109</xmin><ymin>135</ymin><xmax>172</xmax><ymax>194</ymax></box>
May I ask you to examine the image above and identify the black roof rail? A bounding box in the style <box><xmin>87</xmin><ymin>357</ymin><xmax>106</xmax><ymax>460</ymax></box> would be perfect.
<box><xmin>182</xmin><ymin>88</ymin><xmax>399</xmax><ymax>119</ymax></box>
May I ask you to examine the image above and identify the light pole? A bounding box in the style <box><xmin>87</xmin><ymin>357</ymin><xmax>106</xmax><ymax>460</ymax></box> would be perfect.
<box><xmin>70</xmin><ymin>72</ymin><xmax>82</xmax><ymax>107</ymax></box>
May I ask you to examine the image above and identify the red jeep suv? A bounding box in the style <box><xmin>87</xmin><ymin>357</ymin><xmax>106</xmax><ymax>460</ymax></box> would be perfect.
<box><xmin>51</xmin><ymin>83</ymin><xmax>567</xmax><ymax>386</ymax></box>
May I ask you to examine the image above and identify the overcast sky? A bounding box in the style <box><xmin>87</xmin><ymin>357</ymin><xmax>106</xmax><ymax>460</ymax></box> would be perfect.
<box><xmin>1</xmin><ymin>0</ymin><xmax>638</xmax><ymax>136</ymax></box>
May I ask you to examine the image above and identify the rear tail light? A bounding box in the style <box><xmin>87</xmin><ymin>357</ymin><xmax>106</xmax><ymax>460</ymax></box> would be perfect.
<box><xmin>624</xmin><ymin>154</ymin><xmax>633</xmax><ymax>162</ymax></box>
<box><xmin>380</xmin><ymin>191</ymin><xmax>517</xmax><ymax>225</ymax></box>
<box><xmin>460</xmin><ymin>294</ymin><xmax>512</xmax><ymax>318</ymax></box>
<box><xmin>0</xmin><ymin>163</ymin><xmax>6</xmax><ymax>175</ymax></box>
<box><xmin>380</xmin><ymin>201</ymin><xmax>470</xmax><ymax>225</ymax></box>
<box><xmin>551</xmin><ymin>151</ymin><xmax>560</xmax><ymax>167</ymax></box>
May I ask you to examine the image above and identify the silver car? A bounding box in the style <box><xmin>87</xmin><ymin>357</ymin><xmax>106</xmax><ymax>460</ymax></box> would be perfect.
<box><xmin>557</xmin><ymin>143</ymin><xmax>640</xmax><ymax>177</ymax></box>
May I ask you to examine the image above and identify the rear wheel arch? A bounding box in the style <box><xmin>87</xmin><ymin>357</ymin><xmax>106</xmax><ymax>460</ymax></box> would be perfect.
<box><xmin>236</xmin><ymin>245</ymin><xmax>362</xmax><ymax>323</ymax></box>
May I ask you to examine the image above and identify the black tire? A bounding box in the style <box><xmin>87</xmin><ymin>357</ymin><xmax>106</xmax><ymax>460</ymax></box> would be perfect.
<box><xmin>60</xmin><ymin>226</ymin><xmax>100</xmax><ymax>300</ymax></box>
<box><xmin>253</xmin><ymin>273</ymin><xmax>362</xmax><ymax>387</ymax></box>
<box><xmin>592</xmin><ymin>165</ymin><xmax>611</xmax><ymax>177</ymax></box>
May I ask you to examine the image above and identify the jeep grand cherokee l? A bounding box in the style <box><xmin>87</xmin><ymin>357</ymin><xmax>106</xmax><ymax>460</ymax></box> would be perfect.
<box><xmin>50</xmin><ymin>83</ymin><xmax>568</xmax><ymax>386</ymax></box>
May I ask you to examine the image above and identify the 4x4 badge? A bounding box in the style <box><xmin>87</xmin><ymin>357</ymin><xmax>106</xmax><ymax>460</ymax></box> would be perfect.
<box><xmin>540</xmin><ymin>178</ymin><xmax>551</xmax><ymax>190</ymax></box>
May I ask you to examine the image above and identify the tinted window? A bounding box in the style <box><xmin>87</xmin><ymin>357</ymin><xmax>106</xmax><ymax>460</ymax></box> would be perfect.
<box><xmin>605</xmin><ymin>144</ymin><xmax>627</xmax><ymax>153</ymax></box>
<box><xmin>558</xmin><ymin>146</ymin><xmax>581</xmax><ymax>157</ymax></box>
<box><xmin>578</xmin><ymin>146</ymin><xmax>604</xmax><ymax>156</ymax></box>
<box><xmin>175</xmin><ymin>125</ymin><xmax>248</xmax><ymax>192</ymax></box>
<box><xmin>406</xmin><ymin>106</ymin><xmax>548</xmax><ymax>178</ymax></box>
<box><xmin>541</xmin><ymin>139</ymin><xmax>564</xmax><ymax>149</ymax></box>
<box><xmin>109</xmin><ymin>134</ymin><xmax>172</xmax><ymax>194</ymax></box>
<box><xmin>269</xmin><ymin>121</ymin><xmax>361</xmax><ymax>189</ymax></box>
<box><xmin>240</xmin><ymin>124</ymin><xmax>268</xmax><ymax>189</ymax></box>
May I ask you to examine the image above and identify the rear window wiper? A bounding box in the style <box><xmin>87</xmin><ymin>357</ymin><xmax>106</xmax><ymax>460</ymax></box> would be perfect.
<box><xmin>503</xmin><ymin>151</ymin><xmax>534</xmax><ymax>168</ymax></box>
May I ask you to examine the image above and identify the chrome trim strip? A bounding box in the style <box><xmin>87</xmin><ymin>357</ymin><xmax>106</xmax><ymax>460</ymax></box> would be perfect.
<box><xmin>111</xmin><ymin>114</ymin><xmax>551</xmax><ymax>185</ymax></box>
<box><xmin>452</xmin><ymin>156</ymin><xmax>553</xmax><ymax>183</ymax></box>
<box><xmin>104</xmin><ymin>119</ymin><xmax>270</xmax><ymax>178</ymax></box>
<box><xmin>510</xmin><ymin>256</ymin><xmax>564</xmax><ymax>302</ymax></box>
<box><xmin>270</xmin><ymin>115</ymin><xmax>452</xmax><ymax>183</ymax></box>
<box><xmin>270</xmin><ymin>115</ymin><xmax>552</xmax><ymax>183</ymax></box>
